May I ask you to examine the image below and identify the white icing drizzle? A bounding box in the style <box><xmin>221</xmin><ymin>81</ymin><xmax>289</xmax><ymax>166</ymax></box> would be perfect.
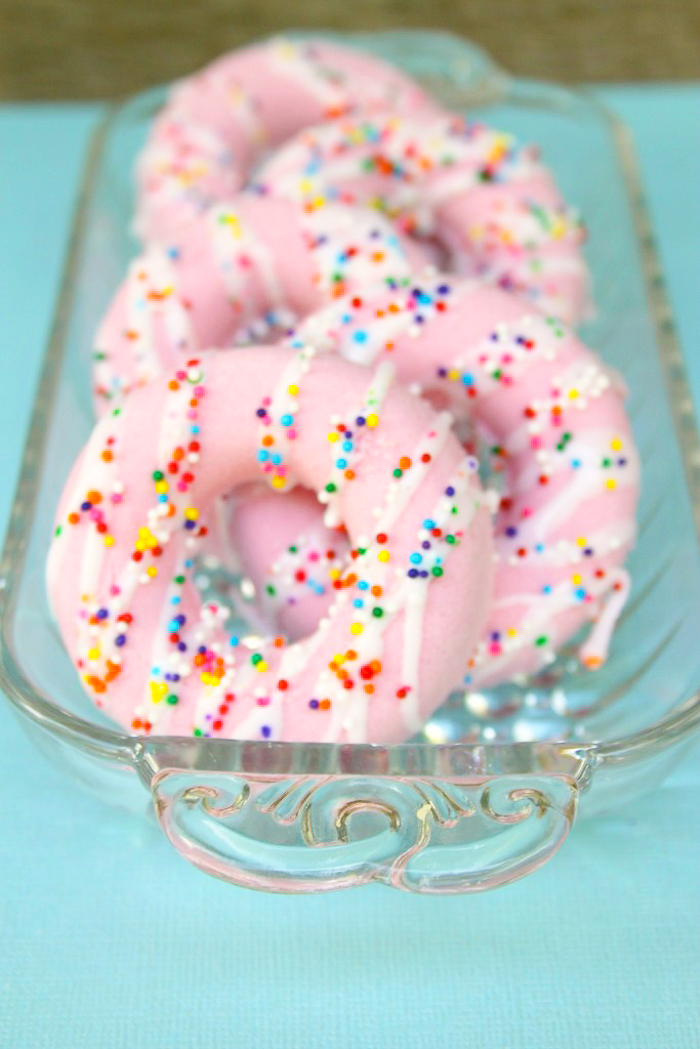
<box><xmin>267</xmin><ymin>38</ymin><xmax>348</xmax><ymax>109</ymax></box>
<box><xmin>579</xmin><ymin>568</ymin><xmax>631</xmax><ymax>668</ymax></box>
<box><xmin>209</xmin><ymin>204</ymin><xmax>283</xmax><ymax>307</ymax></box>
<box><xmin>257</xmin><ymin>344</ymin><xmax>317</xmax><ymax>490</ymax></box>
<box><xmin>318</xmin><ymin>360</ymin><xmax>395</xmax><ymax>527</ymax></box>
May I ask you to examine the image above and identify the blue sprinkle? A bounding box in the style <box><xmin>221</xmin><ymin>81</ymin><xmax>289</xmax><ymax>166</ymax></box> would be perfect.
<box><xmin>410</xmin><ymin>553</ymin><xmax>422</xmax><ymax>565</ymax></box>
<box><xmin>353</xmin><ymin>331</ymin><xmax>368</xmax><ymax>344</ymax></box>
<box><xmin>280</xmin><ymin>414</ymin><xmax>293</xmax><ymax>427</ymax></box>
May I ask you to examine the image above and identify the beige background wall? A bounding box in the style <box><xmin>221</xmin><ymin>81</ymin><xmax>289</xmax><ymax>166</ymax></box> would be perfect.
<box><xmin>1</xmin><ymin>0</ymin><xmax>699</xmax><ymax>99</ymax></box>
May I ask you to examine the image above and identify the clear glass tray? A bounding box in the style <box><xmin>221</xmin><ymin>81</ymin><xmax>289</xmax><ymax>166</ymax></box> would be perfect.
<box><xmin>2</xmin><ymin>30</ymin><xmax>699</xmax><ymax>894</ymax></box>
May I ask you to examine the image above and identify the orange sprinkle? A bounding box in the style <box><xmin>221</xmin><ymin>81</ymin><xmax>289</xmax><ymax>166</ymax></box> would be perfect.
<box><xmin>319</xmin><ymin>699</ymin><xmax>331</xmax><ymax>711</ymax></box>
<box><xmin>169</xmin><ymin>380</ymin><xmax>180</xmax><ymax>391</ymax></box>
<box><xmin>101</xmin><ymin>451</ymin><xmax>113</xmax><ymax>462</ymax></box>
<box><xmin>399</xmin><ymin>456</ymin><xmax>412</xmax><ymax>470</ymax></box>
<box><xmin>68</xmin><ymin>512</ymin><xmax>80</xmax><ymax>525</ymax></box>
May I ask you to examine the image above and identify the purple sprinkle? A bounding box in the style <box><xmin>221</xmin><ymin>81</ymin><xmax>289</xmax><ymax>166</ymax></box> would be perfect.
<box><xmin>436</xmin><ymin>284</ymin><xmax>450</xmax><ymax>295</ymax></box>
<box><xmin>408</xmin><ymin>568</ymin><xmax>419</xmax><ymax>578</ymax></box>
<box><xmin>421</xmin><ymin>541</ymin><xmax>431</xmax><ymax>550</ymax></box>
<box><xmin>261</xmin><ymin>725</ymin><xmax>271</xmax><ymax>738</ymax></box>
<box><xmin>256</xmin><ymin>407</ymin><xmax>267</xmax><ymax>418</ymax></box>
<box><xmin>445</xmin><ymin>486</ymin><xmax>455</xmax><ymax>496</ymax></box>
<box><xmin>81</xmin><ymin>501</ymin><xmax>91</xmax><ymax>511</ymax></box>
<box><xmin>506</xmin><ymin>526</ymin><xmax>517</xmax><ymax>537</ymax></box>
<box><xmin>96</xmin><ymin>608</ymin><xmax>108</xmax><ymax>620</ymax></box>
<box><xmin>115</xmin><ymin>635</ymin><xmax>126</xmax><ymax>647</ymax></box>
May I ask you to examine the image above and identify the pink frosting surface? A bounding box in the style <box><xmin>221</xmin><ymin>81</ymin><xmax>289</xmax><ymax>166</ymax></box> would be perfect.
<box><xmin>229</xmin><ymin>278</ymin><xmax>640</xmax><ymax>687</ymax></box>
<box><xmin>136</xmin><ymin>36</ymin><xmax>437</xmax><ymax>242</ymax></box>
<box><xmin>94</xmin><ymin>197</ymin><xmax>428</xmax><ymax>412</ymax></box>
<box><xmin>254</xmin><ymin>113</ymin><xmax>591</xmax><ymax>324</ymax></box>
<box><xmin>47</xmin><ymin>348</ymin><xmax>493</xmax><ymax>743</ymax></box>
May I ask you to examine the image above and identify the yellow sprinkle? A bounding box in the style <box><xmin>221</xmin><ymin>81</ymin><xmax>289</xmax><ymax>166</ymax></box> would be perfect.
<box><xmin>366</xmin><ymin>413</ymin><xmax>378</xmax><ymax>428</ymax></box>
<box><xmin>256</xmin><ymin>660</ymin><xmax>268</xmax><ymax>673</ymax></box>
<box><xmin>147</xmin><ymin>565</ymin><xmax>158</xmax><ymax>578</ymax></box>
<box><xmin>610</xmin><ymin>437</ymin><xmax>622</xmax><ymax>451</ymax></box>
<box><xmin>334</xmin><ymin>653</ymin><xmax>345</xmax><ymax>665</ymax></box>
<box><xmin>184</xmin><ymin>508</ymin><xmax>198</xmax><ymax>521</ymax></box>
<box><xmin>377</xmin><ymin>550</ymin><xmax>390</xmax><ymax>563</ymax></box>
<box><xmin>271</xmin><ymin>476</ymin><xmax>285</xmax><ymax>490</ymax></box>
<box><xmin>150</xmin><ymin>682</ymin><xmax>167</xmax><ymax>702</ymax></box>
<box><xmin>569</xmin><ymin>389</ymin><xmax>579</xmax><ymax>400</ymax></box>
<box><xmin>350</xmin><ymin>623</ymin><xmax>362</xmax><ymax>636</ymax></box>
<box><xmin>577</xmin><ymin>536</ymin><xmax>587</xmax><ymax>547</ymax></box>
<box><xmin>88</xmin><ymin>647</ymin><xmax>100</xmax><ymax>661</ymax></box>
<box><xmin>447</xmin><ymin>369</ymin><xmax>459</xmax><ymax>382</ymax></box>
<box><xmin>134</xmin><ymin>540</ymin><xmax>145</xmax><ymax>552</ymax></box>
<box><xmin>606</xmin><ymin>478</ymin><xmax>616</xmax><ymax>490</ymax></box>
<box><xmin>328</xmin><ymin>432</ymin><xmax>340</xmax><ymax>443</ymax></box>
<box><xmin>138</xmin><ymin>527</ymin><xmax>151</xmax><ymax>539</ymax></box>
<box><xmin>313</xmin><ymin>196</ymin><xmax>325</xmax><ymax>209</ymax></box>
<box><xmin>330</xmin><ymin>568</ymin><xmax>341</xmax><ymax>581</ymax></box>
<box><xmin>287</xmin><ymin>384</ymin><xmax>298</xmax><ymax>396</ymax></box>
<box><xmin>572</xmin><ymin>573</ymin><xmax>583</xmax><ymax>585</ymax></box>
<box><xmin>155</xmin><ymin>481</ymin><xmax>169</xmax><ymax>494</ymax></box>
<box><xmin>162</xmin><ymin>285</ymin><xmax>174</xmax><ymax>298</ymax></box>
<box><xmin>103</xmin><ymin>535</ymin><xmax>114</xmax><ymax>547</ymax></box>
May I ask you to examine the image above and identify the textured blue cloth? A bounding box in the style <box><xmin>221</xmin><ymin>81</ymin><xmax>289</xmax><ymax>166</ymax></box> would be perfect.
<box><xmin>0</xmin><ymin>88</ymin><xmax>698</xmax><ymax>1049</ymax></box>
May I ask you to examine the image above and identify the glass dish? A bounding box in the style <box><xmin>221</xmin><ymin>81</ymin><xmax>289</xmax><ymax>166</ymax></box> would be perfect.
<box><xmin>2</xmin><ymin>30</ymin><xmax>699</xmax><ymax>894</ymax></box>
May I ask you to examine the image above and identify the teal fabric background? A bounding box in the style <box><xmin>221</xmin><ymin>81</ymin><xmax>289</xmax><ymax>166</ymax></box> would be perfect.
<box><xmin>0</xmin><ymin>88</ymin><xmax>698</xmax><ymax>1049</ymax></box>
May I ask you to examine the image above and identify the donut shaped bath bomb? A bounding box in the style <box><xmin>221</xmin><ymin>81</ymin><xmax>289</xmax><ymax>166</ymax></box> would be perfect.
<box><xmin>136</xmin><ymin>36</ymin><xmax>437</xmax><ymax>242</ymax></box>
<box><xmin>229</xmin><ymin>278</ymin><xmax>640</xmax><ymax>687</ymax></box>
<box><xmin>47</xmin><ymin>347</ymin><xmax>494</xmax><ymax>743</ymax></box>
<box><xmin>93</xmin><ymin>197</ymin><xmax>428</xmax><ymax>412</ymax></box>
<box><xmin>254</xmin><ymin>112</ymin><xmax>591</xmax><ymax>324</ymax></box>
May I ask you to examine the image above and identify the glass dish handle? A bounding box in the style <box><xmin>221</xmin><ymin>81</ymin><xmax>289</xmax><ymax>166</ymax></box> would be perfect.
<box><xmin>148</xmin><ymin>761</ymin><xmax>590</xmax><ymax>894</ymax></box>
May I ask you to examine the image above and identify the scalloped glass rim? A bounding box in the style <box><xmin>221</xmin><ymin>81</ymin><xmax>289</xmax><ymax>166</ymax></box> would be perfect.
<box><xmin>1</xmin><ymin>28</ymin><xmax>700</xmax><ymax>783</ymax></box>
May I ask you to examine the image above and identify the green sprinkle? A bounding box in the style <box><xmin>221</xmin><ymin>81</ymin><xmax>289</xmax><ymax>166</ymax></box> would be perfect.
<box><xmin>325</xmin><ymin>482</ymin><xmax>337</xmax><ymax>493</ymax></box>
<box><xmin>535</xmin><ymin>635</ymin><xmax>548</xmax><ymax>647</ymax></box>
<box><xmin>193</xmin><ymin>727</ymin><xmax>202</xmax><ymax>736</ymax></box>
<box><xmin>445</xmin><ymin>535</ymin><xmax>455</xmax><ymax>545</ymax></box>
<box><xmin>167</xmin><ymin>694</ymin><xmax>179</xmax><ymax>706</ymax></box>
<box><xmin>251</xmin><ymin>653</ymin><xmax>262</xmax><ymax>665</ymax></box>
<box><xmin>393</xmin><ymin>468</ymin><xmax>403</xmax><ymax>478</ymax></box>
<box><xmin>432</xmin><ymin>566</ymin><xmax>443</xmax><ymax>577</ymax></box>
<box><xmin>54</xmin><ymin>525</ymin><xmax>62</xmax><ymax>537</ymax></box>
<box><xmin>175</xmin><ymin>575</ymin><xmax>185</xmax><ymax>584</ymax></box>
<box><xmin>266</xmin><ymin>584</ymin><xmax>276</xmax><ymax>596</ymax></box>
<box><xmin>287</xmin><ymin>545</ymin><xmax>297</xmax><ymax>554</ymax></box>
<box><xmin>372</xmin><ymin>607</ymin><xmax>384</xmax><ymax>618</ymax></box>
<box><xmin>153</xmin><ymin>470</ymin><xmax>164</xmax><ymax>481</ymax></box>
